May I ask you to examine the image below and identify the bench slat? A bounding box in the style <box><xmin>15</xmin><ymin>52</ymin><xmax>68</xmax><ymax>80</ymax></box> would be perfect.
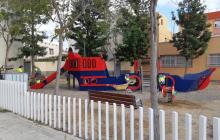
<box><xmin>88</xmin><ymin>90</ymin><xmax>137</xmax><ymax>108</ymax></box>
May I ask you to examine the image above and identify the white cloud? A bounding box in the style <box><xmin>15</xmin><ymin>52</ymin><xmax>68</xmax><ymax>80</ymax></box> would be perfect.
<box><xmin>203</xmin><ymin>0</ymin><xmax>220</xmax><ymax>12</ymax></box>
<box><xmin>158</xmin><ymin>0</ymin><xmax>220</xmax><ymax>12</ymax></box>
<box><xmin>158</xmin><ymin>0</ymin><xmax>179</xmax><ymax>8</ymax></box>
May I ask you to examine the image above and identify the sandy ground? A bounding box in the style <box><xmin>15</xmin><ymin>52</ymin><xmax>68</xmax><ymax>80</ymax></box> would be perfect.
<box><xmin>0</xmin><ymin>111</ymin><xmax>80</xmax><ymax>140</ymax></box>
<box><xmin>30</xmin><ymin>79</ymin><xmax>220</xmax><ymax>140</ymax></box>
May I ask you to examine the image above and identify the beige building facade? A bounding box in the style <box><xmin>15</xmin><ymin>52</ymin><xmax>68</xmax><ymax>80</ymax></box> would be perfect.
<box><xmin>0</xmin><ymin>38</ymin><xmax>23</xmax><ymax>71</ymax></box>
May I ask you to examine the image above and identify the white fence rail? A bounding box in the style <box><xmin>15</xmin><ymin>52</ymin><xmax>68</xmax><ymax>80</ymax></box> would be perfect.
<box><xmin>0</xmin><ymin>80</ymin><xmax>220</xmax><ymax>140</ymax></box>
<box><xmin>2</xmin><ymin>73</ymin><xmax>28</xmax><ymax>83</ymax></box>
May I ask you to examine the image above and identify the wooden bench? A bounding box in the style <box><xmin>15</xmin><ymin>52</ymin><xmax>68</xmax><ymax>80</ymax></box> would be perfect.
<box><xmin>88</xmin><ymin>90</ymin><xmax>142</xmax><ymax>108</ymax></box>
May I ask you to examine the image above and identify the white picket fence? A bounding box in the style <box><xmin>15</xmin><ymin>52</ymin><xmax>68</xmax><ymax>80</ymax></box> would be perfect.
<box><xmin>0</xmin><ymin>80</ymin><xmax>220</xmax><ymax>140</ymax></box>
<box><xmin>2</xmin><ymin>73</ymin><xmax>28</xmax><ymax>82</ymax></box>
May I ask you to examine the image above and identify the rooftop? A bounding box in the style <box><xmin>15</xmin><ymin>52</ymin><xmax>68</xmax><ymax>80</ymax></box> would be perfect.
<box><xmin>207</xmin><ymin>11</ymin><xmax>220</xmax><ymax>20</ymax></box>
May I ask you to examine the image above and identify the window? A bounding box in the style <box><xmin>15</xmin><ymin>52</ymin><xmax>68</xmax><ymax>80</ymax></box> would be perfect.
<box><xmin>160</xmin><ymin>55</ymin><xmax>192</xmax><ymax>67</ymax></box>
<box><xmin>161</xmin><ymin>19</ymin><xmax>163</xmax><ymax>25</ymax></box>
<box><xmin>49</xmin><ymin>48</ymin><xmax>54</xmax><ymax>55</ymax></box>
<box><xmin>208</xmin><ymin>54</ymin><xmax>220</xmax><ymax>66</ymax></box>
<box><xmin>214</xmin><ymin>21</ymin><xmax>220</xmax><ymax>28</ymax></box>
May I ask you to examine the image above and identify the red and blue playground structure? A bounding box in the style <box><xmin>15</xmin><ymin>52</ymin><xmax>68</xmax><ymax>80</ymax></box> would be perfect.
<box><xmin>31</xmin><ymin>50</ymin><xmax>216</xmax><ymax>96</ymax></box>
<box><xmin>158</xmin><ymin>67</ymin><xmax>216</xmax><ymax>92</ymax></box>
<box><xmin>31</xmin><ymin>52</ymin><xmax>141</xmax><ymax>91</ymax></box>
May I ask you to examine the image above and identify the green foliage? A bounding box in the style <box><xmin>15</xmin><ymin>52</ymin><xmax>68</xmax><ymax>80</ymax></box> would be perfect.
<box><xmin>115</xmin><ymin>0</ymin><xmax>150</xmax><ymax>65</ymax></box>
<box><xmin>67</xmin><ymin>0</ymin><xmax>110</xmax><ymax>58</ymax></box>
<box><xmin>15</xmin><ymin>0</ymin><xmax>51</xmax><ymax>59</ymax></box>
<box><xmin>172</xmin><ymin>0</ymin><xmax>211</xmax><ymax>61</ymax></box>
<box><xmin>0</xmin><ymin>0</ymin><xmax>22</xmax><ymax>45</ymax></box>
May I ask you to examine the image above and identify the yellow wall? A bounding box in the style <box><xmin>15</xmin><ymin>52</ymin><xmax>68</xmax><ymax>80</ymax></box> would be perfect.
<box><xmin>144</xmin><ymin>36</ymin><xmax>220</xmax><ymax>80</ymax></box>
<box><xmin>158</xmin><ymin>15</ymin><xmax>172</xmax><ymax>42</ymax></box>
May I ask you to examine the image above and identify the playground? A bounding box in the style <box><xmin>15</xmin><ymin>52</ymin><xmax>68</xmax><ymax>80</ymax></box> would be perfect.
<box><xmin>0</xmin><ymin>51</ymin><xmax>219</xmax><ymax>139</ymax></box>
<box><xmin>29</xmin><ymin>50</ymin><xmax>220</xmax><ymax>117</ymax></box>
<box><xmin>34</xmin><ymin>77</ymin><xmax>220</xmax><ymax>113</ymax></box>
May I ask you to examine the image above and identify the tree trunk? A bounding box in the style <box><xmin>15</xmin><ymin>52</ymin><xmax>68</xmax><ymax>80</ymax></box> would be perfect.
<box><xmin>4</xmin><ymin>45</ymin><xmax>10</xmax><ymax>73</ymax></box>
<box><xmin>150</xmin><ymin>0</ymin><xmax>159</xmax><ymax>140</ymax></box>
<box><xmin>31</xmin><ymin>55</ymin><xmax>35</xmax><ymax>75</ymax></box>
<box><xmin>184</xmin><ymin>58</ymin><xmax>188</xmax><ymax>75</ymax></box>
<box><xmin>55</xmin><ymin>33</ymin><xmax>63</xmax><ymax>95</ymax></box>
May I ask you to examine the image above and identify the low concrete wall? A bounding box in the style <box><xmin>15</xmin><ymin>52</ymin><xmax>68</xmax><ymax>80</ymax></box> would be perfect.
<box><xmin>35</xmin><ymin>61</ymin><xmax>133</xmax><ymax>76</ymax></box>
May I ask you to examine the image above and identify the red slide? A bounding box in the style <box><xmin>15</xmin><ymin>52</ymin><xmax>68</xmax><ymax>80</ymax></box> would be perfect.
<box><xmin>31</xmin><ymin>68</ymin><xmax>66</xmax><ymax>89</ymax></box>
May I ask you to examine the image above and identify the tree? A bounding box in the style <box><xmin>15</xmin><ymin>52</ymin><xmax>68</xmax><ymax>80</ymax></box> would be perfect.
<box><xmin>172</xmin><ymin>0</ymin><xmax>211</xmax><ymax>74</ymax></box>
<box><xmin>51</xmin><ymin>0</ymin><xmax>88</xmax><ymax>95</ymax></box>
<box><xmin>114</xmin><ymin>0</ymin><xmax>150</xmax><ymax>65</ymax></box>
<box><xmin>13</xmin><ymin>0</ymin><xmax>51</xmax><ymax>74</ymax></box>
<box><xmin>0</xmin><ymin>0</ymin><xmax>21</xmax><ymax>71</ymax></box>
<box><xmin>150</xmin><ymin>0</ymin><xmax>159</xmax><ymax>139</ymax></box>
<box><xmin>68</xmin><ymin>0</ymin><xmax>110</xmax><ymax>59</ymax></box>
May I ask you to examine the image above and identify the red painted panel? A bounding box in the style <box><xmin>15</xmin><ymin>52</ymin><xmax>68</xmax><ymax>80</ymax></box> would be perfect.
<box><xmin>63</xmin><ymin>52</ymin><xmax>107</xmax><ymax>71</ymax></box>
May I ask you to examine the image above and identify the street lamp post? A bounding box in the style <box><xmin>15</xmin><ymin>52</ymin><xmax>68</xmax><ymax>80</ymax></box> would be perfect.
<box><xmin>83</xmin><ymin>34</ymin><xmax>86</xmax><ymax>57</ymax></box>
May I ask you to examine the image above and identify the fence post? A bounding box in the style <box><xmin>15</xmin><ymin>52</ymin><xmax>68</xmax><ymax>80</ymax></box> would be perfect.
<box><xmin>85</xmin><ymin>99</ymin><xmax>88</xmax><ymax>139</ymax></box>
<box><xmin>49</xmin><ymin>94</ymin><xmax>52</xmax><ymax>127</ymax></box>
<box><xmin>79</xmin><ymin>98</ymin><xmax>82</xmax><ymax>137</ymax></box>
<box><xmin>98</xmin><ymin>101</ymin><xmax>101</xmax><ymax>140</ymax></box>
<box><xmin>0</xmin><ymin>81</ymin><xmax>1</xmax><ymax>107</ymax></box>
<box><xmin>199</xmin><ymin>115</ymin><xmax>207</xmax><ymax>140</ymax></box>
<box><xmin>3</xmin><ymin>82</ymin><xmax>5</xmax><ymax>109</ymax></box>
<box><xmin>139</xmin><ymin>107</ymin><xmax>144</xmax><ymax>140</ymax></box>
<box><xmin>20</xmin><ymin>82</ymin><xmax>23</xmax><ymax>115</ymax></box>
<box><xmin>20</xmin><ymin>83</ymin><xmax>24</xmax><ymax>116</ymax></box>
<box><xmin>68</xmin><ymin>97</ymin><xmax>71</xmax><ymax>133</ymax></box>
<box><xmin>63</xmin><ymin>96</ymin><xmax>66</xmax><ymax>132</ymax></box>
<box><xmin>11</xmin><ymin>82</ymin><xmax>14</xmax><ymax>112</ymax></box>
<box><xmin>45</xmin><ymin>94</ymin><xmax>48</xmax><ymax>125</ymax></box>
<box><xmin>17</xmin><ymin>82</ymin><xmax>20</xmax><ymax>113</ymax></box>
<box><xmin>34</xmin><ymin>93</ymin><xmax>37</xmax><ymax>121</ymax></box>
<box><xmin>148</xmin><ymin>108</ymin><xmax>154</xmax><ymax>140</ymax></box>
<box><xmin>185</xmin><ymin>113</ymin><xmax>192</xmax><ymax>140</ymax></box>
<box><xmin>23</xmin><ymin>90</ymin><xmax>26</xmax><ymax>117</ymax></box>
<box><xmin>23</xmin><ymin>83</ymin><xmax>27</xmax><ymax>116</ymax></box>
<box><xmin>9</xmin><ymin>81</ymin><xmax>11</xmax><ymax>111</ymax></box>
<box><xmin>15</xmin><ymin>82</ymin><xmax>17</xmax><ymax>113</ymax></box>
<box><xmin>27</xmin><ymin>92</ymin><xmax>30</xmax><ymax>118</ymax></box>
<box><xmin>5</xmin><ymin>81</ymin><xmax>8</xmax><ymax>110</ymax></box>
<box><xmin>54</xmin><ymin>95</ymin><xmax>57</xmax><ymax>129</ymax></box>
<box><xmin>41</xmin><ymin>94</ymin><xmax>44</xmax><ymax>123</ymax></box>
<box><xmin>73</xmin><ymin>98</ymin><xmax>76</xmax><ymax>136</ymax></box>
<box><xmin>106</xmin><ymin>102</ymin><xmax>109</xmax><ymax>140</ymax></box>
<box><xmin>130</xmin><ymin>105</ymin><xmax>134</xmax><ymax>140</ymax></box>
<box><xmin>30</xmin><ymin>92</ymin><xmax>34</xmax><ymax>120</ymax></box>
<box><xmin>37</xmin><ymin>93</ymin><xmax>41</xmax><ymax>121</ymax></box>
<box><xmin>0</xmin><ymin>81</ymin><xmax>1</xmax><ymax>108</ymax></box>
<box><xmin>213</xmin><ymin>117</ymin><xmax>220</xmax><ymax>140</ymax></box>
<box><xmin>113</xmin><ymin>103</ymin><xmax>117</xmax><ymax>140</ymax></box>
<box><xmin>121</xmin><ymin>104</ymin><xmax>126</xmax><ymax>140</ymax></box>
<box><xmin>160</xmin><ymin>110</ymin><xmax>165</xmax><ymax>140</ymax></box>
<box><xmin>58</xmin><ymin>96</ymin><xmax>61</xmax><ymax>130</ymax></box>
<box><xmin>91</xmin><ymin>100</ymin><xmax>94</xmax><ymax>140</ymax></box>
<box><xmin>172</xmin><ymin>111</ymin><xmax>178</xmax><ymax>140</ymax></box>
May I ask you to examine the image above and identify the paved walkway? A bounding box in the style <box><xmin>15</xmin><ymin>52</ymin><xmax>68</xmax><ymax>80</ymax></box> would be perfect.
<box><xmin>0</xmin><ymin>112</ymin><xmax>80</xmax><ymax>140</ymax></box>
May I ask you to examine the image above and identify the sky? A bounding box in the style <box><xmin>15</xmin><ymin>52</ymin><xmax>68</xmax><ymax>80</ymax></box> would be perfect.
<box><xmin>41</xmin><ymin>0</ymin><xmax>220</xmax><ymax>49</ymax></box>
<box><xmin>157</xmin><ymin>0</ymin><xmax>220</xmax><ymax>33</ymax></box>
